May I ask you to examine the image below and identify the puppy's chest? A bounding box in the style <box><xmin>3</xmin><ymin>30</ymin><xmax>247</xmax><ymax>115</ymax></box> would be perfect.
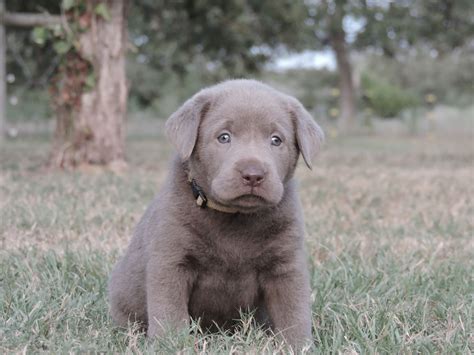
<box><xmin>189</xmin><ymin>233</ymin><xmax>266</xmax><ymax>274</ymax></box>
<box><xmin>186</xmin><ymin>235</ymin><xmax>266</xmax><ymax>323</ymax></box>
<box><xmin>184</xmin><ymin>213</ymin><xmax>291</xmax><ymax>273</ymax></box>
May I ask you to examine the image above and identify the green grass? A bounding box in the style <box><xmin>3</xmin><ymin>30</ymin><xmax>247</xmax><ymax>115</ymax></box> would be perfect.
<box><xmin>1</xmin><ymin>132</ymin><xmax>473</xmax><ymax>353</ymax></box>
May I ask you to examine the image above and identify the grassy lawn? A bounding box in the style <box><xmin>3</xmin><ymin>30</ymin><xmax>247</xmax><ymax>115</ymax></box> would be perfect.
<box><xmin>1</xmin><ymin>132</ymin><xmax>473</xmax><ymax>353</ymax></box>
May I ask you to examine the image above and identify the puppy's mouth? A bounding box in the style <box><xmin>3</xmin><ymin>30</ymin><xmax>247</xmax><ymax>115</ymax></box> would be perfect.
<box><xmin>213</xmin><ymin>192</ymin><xmax>274</xmax><ymax>212</ymax></box>
<box><xmin>232</xmin><ymin>194</ymin><xmax>267</xmax><ymax>207</ymax></box>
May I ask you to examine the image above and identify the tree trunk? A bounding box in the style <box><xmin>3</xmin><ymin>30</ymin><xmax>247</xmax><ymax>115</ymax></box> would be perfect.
<box><xmin>328</xmin><ymin>7</ymin><xmax>356</xmax><ymax>133</ymax></box>
<box><xmin>49</xmin><ymin>0</ymin><xmax>128</xmax><ymax>168</ymax></box>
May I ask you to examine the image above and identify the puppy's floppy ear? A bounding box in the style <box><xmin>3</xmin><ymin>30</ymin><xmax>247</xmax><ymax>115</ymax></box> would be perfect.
<box><xmin>165</xmin><ymin>90</ymin><xmax>212</xmax><ymax>161</ymax></box>
<box><xmin>288</xmin><ymin>97</ymin><xmax>325</xmax><ymax>169</ymax></box>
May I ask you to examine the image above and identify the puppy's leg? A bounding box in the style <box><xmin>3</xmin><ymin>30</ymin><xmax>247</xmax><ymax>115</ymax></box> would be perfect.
<box><xmin>146</xmin><ymin>257</ymin><xmax>196</xmax><ymax>338</ymax></box>
<box><xmin>261</xmin><ymin>265</ymin><xmax>312</xmax><ymax>349</ymax></box>
<box><xmin>108</xmin><ymin>260</ymin><xmax>147</xmax><ymax>328</ymax></box>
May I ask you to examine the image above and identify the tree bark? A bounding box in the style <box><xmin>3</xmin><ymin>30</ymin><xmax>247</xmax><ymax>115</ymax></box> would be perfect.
<box><xmin>49</xmin><ymin>0</ymin><xmax>128</xmax><ymax>168</ymax></box>
<box><xmin>328</xmin><ymin>7</ymin><xmax>356</xmax><ymax>133</ymax></box>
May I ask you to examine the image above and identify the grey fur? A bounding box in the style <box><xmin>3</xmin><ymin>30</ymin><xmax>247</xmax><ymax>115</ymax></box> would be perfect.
<box><xmin>108</xmin><ymin>79</ymin><xmax>324</xmax><ymax>348</ymax></box>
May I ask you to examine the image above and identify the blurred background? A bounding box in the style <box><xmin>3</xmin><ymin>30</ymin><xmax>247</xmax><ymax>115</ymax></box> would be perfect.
<box><xmin>1</xmin><ymin>0</ymin><xmax>473</xmax><ymax>167</ymax></box>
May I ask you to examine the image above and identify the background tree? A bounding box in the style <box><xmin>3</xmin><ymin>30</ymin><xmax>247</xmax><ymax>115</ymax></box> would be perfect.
<box><xmin>2</xmin><ymin>0</ymin><xmax>128</xmax><ymax>168</ymax></box>
<box><xmin>303</xmin><ymin>0</ymin><xmax>474</xmax><ymax>131</ymax></box>
<box><xmin>47</xmin><ymin>0</ymin><xmax>128</xmax><ymax>168</ymax></box>
<box><xmin>304</xmin><ymin>0</ymin><xmax>361</xmax><ymax>132</ymax></box>
<box><xmin>325</xmin><ymin>1</ymin><xmax>355</xmax><ymax>132</ymax></box>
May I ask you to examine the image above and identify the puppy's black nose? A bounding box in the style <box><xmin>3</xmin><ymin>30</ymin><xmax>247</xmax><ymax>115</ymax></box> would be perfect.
<box><xmin>241</xmin><ymin>165</ymin><xmax>265</xmax><ymax>187</ymax></box>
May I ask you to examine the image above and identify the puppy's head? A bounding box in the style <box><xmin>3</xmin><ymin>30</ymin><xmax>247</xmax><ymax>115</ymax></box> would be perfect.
<box><xmin>165</xmin><ymin>80</ymin><xmax>324</xmax><ymax>213</ymax></box>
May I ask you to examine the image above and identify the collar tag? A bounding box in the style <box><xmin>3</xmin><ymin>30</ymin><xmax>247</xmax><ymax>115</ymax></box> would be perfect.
<box><xmin>196</xmin><ymin>195</ymin><xmax>206</xmax><ymax>207</ymax></box>
<box><xmin>190</xmin><ymin>179</ymin><xmax>208</xmax><ymax>208</ymax></box>
<box><xmin>188</xmin><ymin>176</ymin><xmax>238</xmax><ymax>213</ymax></box>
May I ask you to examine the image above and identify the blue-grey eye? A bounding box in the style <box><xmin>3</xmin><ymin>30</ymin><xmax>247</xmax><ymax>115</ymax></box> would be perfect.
<box><xmin>271</xmin><ymin>135</ymin><xmax>282</xmax><ymax>146</ymax></box>
<box><xmin>218</xmin><ymin>133</ymin><xmax>231</xmax><ymax>144</ymax></box>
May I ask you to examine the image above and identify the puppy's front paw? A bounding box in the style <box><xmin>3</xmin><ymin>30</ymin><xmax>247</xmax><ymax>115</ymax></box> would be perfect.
<box><xmin>146</xmin><ymin>316</ymin><xmax>189</xmax><ymax>339</ymax></box>
<box><xmin>146</xmin><ymin>323</ymin><xmax>159</xmax><ymax>338</ymax></box>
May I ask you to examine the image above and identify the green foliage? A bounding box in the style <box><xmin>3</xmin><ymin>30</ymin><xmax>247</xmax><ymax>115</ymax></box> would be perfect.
<box><xmin>5</xmin><ymin>2</ymin><xmax>60</xmax><ymax>89</ymax></box>
<box><xmin>52</xmin><ymin>40</ymin><xmax>72</xmax><ymax>55</ymax></box>
<box><xmin>128</xmin><ymin>1</ymin><xmax>307</xmax><ymax>76</ymax></box>
<box><xmin>62</xmin><ymin>0</ymin><xmax>76</xmax><ymax>11</ymax></box>
<box><xmin>84</xmin><ymin>72</ymin><xmax>96</xmax><ymax>91</ymax></box>
<box><xmin>94</xmin><ymin>3</ymin><xmax>111</xmax><ymax>21</ymax></box>
<box><xmin>406</xmin><ymin>0</ymin><xmax>474</xmax><ymax>53</ymax></box>
<box><xmin>31</xmin><ymin>27</ymin><xmax>49</xmax><ymax>46</ymax></box>
<box><xmin>360</xmin><ymin>50</ymin><xmax>474</xmax><ymax>107</ymax></box>
<box><xmin>30</xmin><ymin>2</ymin><xmax>89</xmax><ymax>57</ymax></box>
<box><xmin>121</xmin><ymin>0</ymin><xmax>307</xmax><ymax>109</ymax></box>
<box><xmin>361</xmin><ymin>74</ymin><xmax>419</xmax><ymax>118</ymax></box>
<box><xmin>304</xmin><ymin>0</ymin><xmax>474</xmax><ymax>56</ymax></box>
<box><xmin>27</xmin><ymin>2</ymin><xmax>101</xmax><ymax>114</ymax></box>
<box><xmin>261</xmin><ymin>68</ymin><xmax>338</xmax><ymax>112</ymax></box>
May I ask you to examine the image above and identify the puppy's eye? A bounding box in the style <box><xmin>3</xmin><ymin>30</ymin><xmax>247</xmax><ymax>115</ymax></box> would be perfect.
<box><xmin>217</xmin><ymin>133</ymin><xmax>231</xmax><ymax>144</ymax></box>
<box><xmin>271</xmin><ymin>135</ymin><xmax>282</xmax><ymax>146</ymax></box>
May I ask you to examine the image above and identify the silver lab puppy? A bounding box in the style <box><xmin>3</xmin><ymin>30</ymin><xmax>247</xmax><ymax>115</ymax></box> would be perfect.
<box><xmin>108</xmin><ymin>79</ymin><xmax>324</xmax><ymax>348</ymax></box>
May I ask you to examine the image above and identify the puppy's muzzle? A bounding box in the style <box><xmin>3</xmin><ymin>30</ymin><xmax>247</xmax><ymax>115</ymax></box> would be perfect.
<box><xmin>238</xmin><ymin>160</ymin><xmax>267</xmax><ymax>188</ymax></box>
